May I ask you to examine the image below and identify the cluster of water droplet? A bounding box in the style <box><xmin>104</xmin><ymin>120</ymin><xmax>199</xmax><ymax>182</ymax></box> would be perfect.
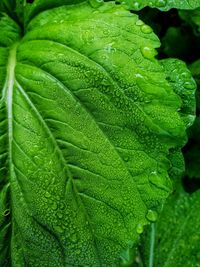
<box><xmin>162</xmin><ymin>59</ymin><xmax>196</xmax><ymax>129</ymax></box>
<box><xmin>115</xmin><ymin>0</ymin><xmax>168</xmax><ymax>11</ymax></box>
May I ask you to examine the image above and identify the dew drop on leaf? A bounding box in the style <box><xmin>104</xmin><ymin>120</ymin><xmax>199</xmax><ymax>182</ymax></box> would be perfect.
<box><xmin>75</xmin><ymin>249</ymin><xmax>81</xmax><ymax>255</ymax></box>
<box><xmin>184</xmin><ymin>81</ymin><xmax>196</xmax><ymax>89</ymax></box>
<box><xmin>44</xmin><ymin>191</ymin><xmax>51</xmax><ymax>198</ymax></box>
<box><xmin>146</xmin><ymin>209</ymin><xmax>158</xmax><ymax>222</ymax></box>
<box><xmin>135</xmin><ymin>73</ymin><xmax>144</xmax><ymax>79</ymax></box>
<box><xmin>51</xmin><ymin>202</ymin><xmax>58</xmax><ymax>211</ymax></box>
<box><xmin>141</xmin><ymin>47</ymin><xmax>156</xmax><ymax>59</ymax></box>
<box><xmin>123</xmin><ymin>156</ymin><xmax>129</xmax><ymax>162</ymax></box>
<box><xmin>55</xmin><ymin>226</ymin><xmax>64</xmax><ymax>234</ymax></box>
<box><xmin>33</xmin><ymin>155</ymin><xmax>40</xmax><ymax>164</ymax></box>
<box><xmin>71</xmin><ymin>233</ymin><xmax>77</xmax><ymax>243</ymax></box>
<box><xmin>181</xmin><ymin>71</ymin><xmax>191</xmax><ymax>79</ymax></box>
<box><xmin>89</xmin><ymin>0</ymin><xmax>104</xmax><ymax>8</ymax></box>
<box><xmin>156</xmin><ymin>0</ymin><xmax>167</xmax><ymax>7</ymax></box>
<box><xmin>57</xmin><ymin>212</ymin><xmax>63</xmax><ymax>219</ymax></box>
<box><xmin>136</xmin><ymin>223</ymin><xmax>144</xmax><ymax>234</ymax></box>
<box><xmin>141</xmin><ymin>25</ymin><xmax>153</xmax><ymax>34</ymax></box>
<box><xmin>3</xmin><ymin>209</ymin><xmax>10</xmax><ymax>216</ymax></box>
<box><xmin>132</xmin><ymin>2</ymin><xmax>141</xmax><ymax>10</ymax></box>
<box><xmin>135</xmin><ymin>20</ymin><xmax>144</xmax><ymax>26</ymax></box>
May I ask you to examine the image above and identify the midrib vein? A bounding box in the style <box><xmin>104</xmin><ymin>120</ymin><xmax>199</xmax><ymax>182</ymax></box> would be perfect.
<box><xmin>4</xmin><ymin>43</ymin><xmax>18</xmax><ymax>173</ymax></box>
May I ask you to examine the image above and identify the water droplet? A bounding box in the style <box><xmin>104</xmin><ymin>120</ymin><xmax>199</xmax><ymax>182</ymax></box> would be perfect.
<box><xmin>141</xmin><ymin>25</ymin><xmax>153</xmax><ymax>34</ymax></box>
<box><xmin>89</xmin><ymin>0</ymin><xmax>104</xmax><ymax>8</ymax></box>
<box><xmin>135</xmin><ymin>20</ymin><xmax>144</xmax><ymax>26</ymax></box>
<box><xmin>186</xmin><ymin>114</ymin><xmax>195</xmax><ymax>128</ymax></box>
<box><xmin>60</xmin><ymin>203</ymin><xmax>65</xmax><ymax>210</ymax></box>
<box><xmin>75</xmin><ymin>249</ymin><xmax>81</xmax><ymax>255</ymax></box>
<box><xmin>184</xmin><ymin>81</ymin><xmax>196</xmax><ymax>89</ymax></box>
<box><xmin>71</xmin><ymin>233</ymin><xmax>77</xmax><ymax>243</ymax></box>
<box><xmin>34</xmin><ymin>155</ymin><xmax>40</xmax><ymax>164</ymax></box>
<box><xmin>52</xmin><ymin>202</ymin><xmax>58</xmax><ymax>211</ymax></box>
<box><xmin>103</xmin><ymin>29</ymin><xmax>110</xmax><ymax>35</ymax></box>
<box><xmin>45</xmin><ymin>191</ymin><xmax>51</xmax><ymax>198</ymax></box>
<box><xmin>55</xmin><ymin>226</ymin><xmax>64</xmax><ymax>234</ymax></box>
<box><xmin>104</xmin><ymin>43</ymin><xmax>116</xmax><ymax>53</ymax></box>
<box><xmin>156</xmin><ymin>0</ymin><xmax>166</xmax><ymax>7</ymax></box>
<box><xmin>135</xmin><ymin>73</ymin><xmax>144</xmax><ymax>79</ymax></box>
<box><xmin>136</xmin><ymin>224</ymin><xmax>144</xmax><ymax>234</ymax></box>
<box><xmin>115</xmin><ymin>90</ymin><xmax>121</xmax><ymax>97</ymax></box>
<box><xmin>124</xmin><ymin>156</ymin><xmax>129</xmax><ymax>162</ymax></box>
<box><xmin>146</xmin><ymin>210</ymin><xmax>157</xmax><ymax>222</ymax></box>
<box><xmin>118</xmin><ymin>222</ymin><xmax>122</xmax><ymax>227</ymax></box>
<box><xmin>57</xmin><ymin>212</ymin><xmax>63</xmax><ymax>219</ymax></box>
<box><xmin>181</xmin><ymin>71</ymin><xmax>191</xmax><ymax>79</ymax></box>
<box><xmin>149</xmin><ymin>171</ymin><xmax>170</xmax><ymax>192</ymax></box>
<box><xmin>141</xmin><ymin>46</ymin><xmax>156</xmax><ymax>59</ymax></box>
<box><xmin>3</xmin><ymin>209</ymin><xmax>10</xmax><ymax>216</ymax></box>
<box><xmin>132</xmin><ymin>2</ymin><xmax>141</xmax><ymax>10</ymax></box>
<box><xmin>179</xmin><ymin>239</ymin><xmax>185</xmax><ymax>249</ymax></box>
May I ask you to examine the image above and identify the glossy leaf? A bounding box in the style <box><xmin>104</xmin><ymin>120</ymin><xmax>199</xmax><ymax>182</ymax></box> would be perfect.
<box><xmin>117</xmin><ymin>0</ymin><xmax>200</xmax><ymax>11</ymax></box>
<box><xmin>0</xmin><ymin>1</ymin><xmax>191</xmax><ymax>266</ymax></box>
<box><xmin>161</xmin><ymin>58</ymin><xmax>196</xmax><ymax>128</ymax></box>
<box><xmin>23</xmin><ymin>0</ymin><xmax>87</xmax><ymax>25</ymax></box>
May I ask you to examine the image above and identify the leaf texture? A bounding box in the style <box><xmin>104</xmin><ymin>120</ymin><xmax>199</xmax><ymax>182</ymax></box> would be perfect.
<box><xmin>0</xmin><ymin>1</ymin><xmax>190</xmax><ymax>266</ymax></box>
<box><xmin>138</xmin><ymin>182</ymin><xmax>200</xmax><ymax>267</ymax></box>
<box><xmin>161</xmin><ymin>59</ymin><xmax>196</xmax><ymax>129</ymax></box>
<box><xmin>117</xmin><ymin>0</ymin><xmax>200</xmax><ymax>11</ymax></box>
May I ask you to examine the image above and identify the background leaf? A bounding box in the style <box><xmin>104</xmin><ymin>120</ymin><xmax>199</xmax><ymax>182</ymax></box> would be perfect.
<box><xmin>180</xmin><ymin>8</ymin><xmax>200</xmax><ymax>36</ymax></box>
<box><xmin>137</xmin><ymin>180</ymin><xmax>200</xmax><ymax>267</ymax></box>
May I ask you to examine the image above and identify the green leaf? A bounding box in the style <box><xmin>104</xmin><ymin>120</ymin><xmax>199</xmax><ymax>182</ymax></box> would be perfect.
<box><xmin>116</xmin><ymin>0</ymin><xmax>200</xmax><ymax>11</ymax></box>
<box><xmin>159</xmin><ymin>59</ymin><xmax>196</xmax><ymax>181</ymax></box>
<box><xmin>138</xmin><ymin>181</ymin><xmax>200</xmax><ymax>267</ymax></box>
<box><xmin>0</xmin><ymin>0</ymin><xmax>22</xmax><ymax>24</ymax></box>
<box><xmin>0</xmin><ymin>0</ymin><xmax>15</xmax><ymax>13</ymax></box>
<box><xmin>0</xmin><ymin>2</ymin><xmax>190</xmax><ymax>266</ymax></box>
<box><xmin>161</xmin><ymin>58</ymin><xmax>196</xmax><ymax>129</ymax></box>
<box><xmin>180</xmin><ymin>8</ymin><xmax>200</xmax><ymax>36</ymax></box>
<box><xmin>23</xmin><ymin>0</ymin><xmax>87</xmax><ymax>25</ymax></box>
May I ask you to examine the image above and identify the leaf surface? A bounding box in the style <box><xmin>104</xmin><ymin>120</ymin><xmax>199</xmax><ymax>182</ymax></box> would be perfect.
<box><xmin>161</xmin><ymin>58</ymin><xmax>196</xmax><ymax>128</ymax></box>
<box><xmin>138</xmin><ymin>181</ymin><xmax>200</xmax><ymax>267</ymax></box>
<box><xmin>0</xmin><ymin>1</ymin><xmax>190</xmax><ymax>266</ymax></box>
<box><xmin>23</xmin><ymin>0</ymin><xmax>87</xmax><ymax>25</ymax></box>
<box><xmin>117</xmin><ymin>0</ymin><xmax>200</xmax><ymax>11</ymax></box>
